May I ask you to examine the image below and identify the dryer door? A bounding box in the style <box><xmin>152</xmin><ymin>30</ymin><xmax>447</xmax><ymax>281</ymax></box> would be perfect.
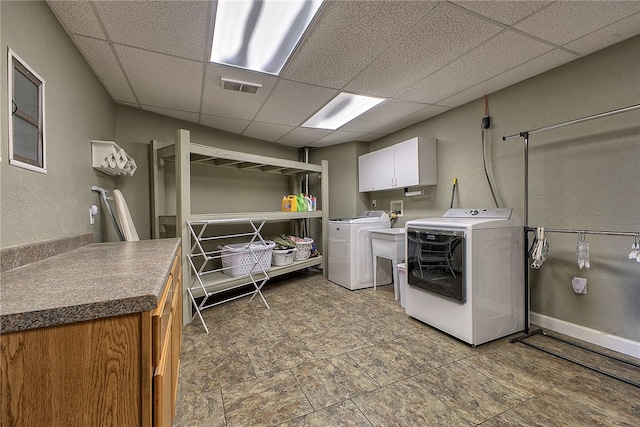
<box><xmin>406</xmin><ymin>228</ymin><xmax>466</xmax><ymax>303</ymax></box>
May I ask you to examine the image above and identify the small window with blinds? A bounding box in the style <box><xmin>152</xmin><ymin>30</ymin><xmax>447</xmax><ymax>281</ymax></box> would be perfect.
<box><xmin>8</xmin><ymin>48</ymin><xmax>46</xmax><ymax>173</ymax></box>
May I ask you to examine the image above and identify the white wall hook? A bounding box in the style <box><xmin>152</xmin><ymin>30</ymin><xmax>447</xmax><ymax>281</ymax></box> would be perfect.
<box><xmin>91</xmin><ymin>140</ymin><xmax>137</xmax><ymax>176</ymax></box>
<box><xmin>89</xmin><ymin>204</ymin><xmax>99</xmax><ymax>225</ymax></box>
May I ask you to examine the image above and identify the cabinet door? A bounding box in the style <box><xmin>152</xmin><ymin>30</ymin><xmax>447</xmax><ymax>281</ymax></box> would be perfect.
<box><xmin>358</xmin><ymin>152</ymin><xmax>377</xmax><ymax>192</ymax></box>
<box><xmin>1</xmin><ymin>314</ymin><xmax>146</xmax><ymax>427</ymax></box>
<box><xmin>375</xmin><ymin>146</ymin><xmax>395</xmax><ymax>189</ymax></box>
<box><xmin>393</xmin><ymin>137</ymin><xmax>420</xmax><ymax>188</ymax></box>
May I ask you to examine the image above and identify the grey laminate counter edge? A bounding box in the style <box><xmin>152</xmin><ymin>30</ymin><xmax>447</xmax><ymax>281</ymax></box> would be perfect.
<box><xmin>0</xmin><ymin>238</ymin><xmax>181</xmax><ymax>333</ymax></box>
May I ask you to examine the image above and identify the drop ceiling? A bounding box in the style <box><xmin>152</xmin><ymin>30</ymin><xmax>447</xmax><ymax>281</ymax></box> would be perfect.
<box><xmin>47</xmin><ymin>1</ymin><xmax>640</xmax><ymax>148</ymax></box>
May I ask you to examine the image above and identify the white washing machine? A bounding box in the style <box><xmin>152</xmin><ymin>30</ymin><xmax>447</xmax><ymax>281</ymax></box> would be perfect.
<box><xmin>328</xmin><ymin>211</ymin><xmax>392</xmax><ymax>290</ymax></box>
<box><xmin>405</xmin><ymin>208</ymin><xmax>524</xmax><ymax>346</ymax></box>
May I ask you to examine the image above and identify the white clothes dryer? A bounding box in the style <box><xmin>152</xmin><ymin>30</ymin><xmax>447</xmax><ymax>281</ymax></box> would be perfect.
<box><xmin>328</xmin><ymin>211</ymin><xmax>392</xmax><ymax>290</ymax></box>
<box><xmin>405</xmin><ymin>208</ymin><xmax>524</xmax><ymax>346</ymax></box>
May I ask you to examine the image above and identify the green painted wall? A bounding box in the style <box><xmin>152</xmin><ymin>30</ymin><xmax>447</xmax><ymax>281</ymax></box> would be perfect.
<box><xmin>315</xmin><ymin>36</ymin><xmax>640</xmax><ymax>342</ymax></box>
<box><xmin>0</xmin><ymin>0</ymin><xmax>115</xmax><ymax>247</ymax></box>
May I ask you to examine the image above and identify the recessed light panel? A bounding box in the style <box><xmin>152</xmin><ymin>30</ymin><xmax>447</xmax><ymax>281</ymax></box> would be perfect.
<box><xmin>302</xmin><ymin>93</ymin><xmax>385</xmax><ymax>130</ymax></box>
<box><xmin>211</xmin><ymin>0</ymin><xmax>324</xmax><ymax>75</ymax></box>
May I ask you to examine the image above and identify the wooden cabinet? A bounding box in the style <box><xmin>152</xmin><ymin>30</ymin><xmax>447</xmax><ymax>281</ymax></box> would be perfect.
<box><xmin>0</xmin><ymin>250</ymin><xmax>182</xmax><ymax>427</ymax></box>
<box><xmin>358</xmin><ymin>137</ymin><xmax>437</xmax><ymax>192</ymax></box>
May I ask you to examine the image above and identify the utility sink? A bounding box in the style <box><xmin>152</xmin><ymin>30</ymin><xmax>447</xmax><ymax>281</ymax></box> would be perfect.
<box><xmin>371</xmin><ymin>228</ymin><xmax>406</xmax><ymax>299</ymax></box>
<box><xmin>370</xmin><ymin>228</ymin><xmax>405</xmax><ymax>239</ymax></box>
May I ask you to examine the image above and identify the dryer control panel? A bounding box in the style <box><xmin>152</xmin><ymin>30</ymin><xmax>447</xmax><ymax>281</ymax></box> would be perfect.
<box><xmin>442</xmin><ymin>208</ymin><xmax>513</xmax><ymax>219</ymax></box>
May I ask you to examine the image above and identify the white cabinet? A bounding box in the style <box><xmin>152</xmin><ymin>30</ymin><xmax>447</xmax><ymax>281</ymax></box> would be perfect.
<box><xmin>358</xmin><ymin>151</ymin><xmax>375</xmax><ymax>192</ymax></box>
<box><xmin>358</xmin><ymin>147</ymin><xmax>392</xmax><ymax>192</ymax></box>
<box><xmin>358</xmin><ymin>137</ymin><xmax>436</xmax><ymax>192</ymax></box>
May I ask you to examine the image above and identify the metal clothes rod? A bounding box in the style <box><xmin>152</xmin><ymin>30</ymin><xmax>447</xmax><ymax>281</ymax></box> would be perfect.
<box><xmin>502</xmin><ymin>104</ymin><xmax>640</xmax><ymax>141</ymax></box>
<box><xmin>526</xmin><ymin>227</ymin><xmax>638</xmax><ymax>237</ymax></box>
<box><xmin>503</xmin><ymin>105</ymin><xmax>640</xmax><ymax>387</ymax></box>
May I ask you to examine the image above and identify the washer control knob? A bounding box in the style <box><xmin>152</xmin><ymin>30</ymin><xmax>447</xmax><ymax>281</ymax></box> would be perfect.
<box><xmin>470</xmin><ymin>209</ymin><xmax>479</xmax><ymax>216</ymax></box>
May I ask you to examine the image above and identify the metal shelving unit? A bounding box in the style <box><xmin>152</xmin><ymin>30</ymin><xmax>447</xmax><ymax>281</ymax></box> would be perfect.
<box><xmin>151</xmin><ymin>129</ymin><xmax>329</xmax><ymax>326</ymax></box>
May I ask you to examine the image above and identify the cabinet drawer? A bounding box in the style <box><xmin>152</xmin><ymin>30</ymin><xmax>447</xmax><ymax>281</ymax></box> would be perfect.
<box><xmin>152</xmin><ymin>273</ymin><xmax>173</xmax><ymax>367</ymax></box>
<box><xmin>153</xmin><ymin>315</ymin><xmax>173</xmax><ymax>427</ymax></box>
<box><xmin>171</xmin><ymin>254</ymin><xmax>180</xmax><ymax>302</ymax></box>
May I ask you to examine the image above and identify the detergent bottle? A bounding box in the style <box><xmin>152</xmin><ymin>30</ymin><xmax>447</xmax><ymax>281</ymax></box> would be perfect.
<box><xmin>281</xmin><ymin>195</ymin><xmax>297</xmax><ymax>212</ymax></box>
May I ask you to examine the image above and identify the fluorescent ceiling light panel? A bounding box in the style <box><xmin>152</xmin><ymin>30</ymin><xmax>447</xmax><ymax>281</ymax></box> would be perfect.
<box><xmin>302</xmin><ymin>93</ymin><xmax>385</xmax><ymax>130</ymax></box>
<box><xmin>211</xmin><ymin>0</ymin><xmax>324</xmax><ymax>75</ymax></box>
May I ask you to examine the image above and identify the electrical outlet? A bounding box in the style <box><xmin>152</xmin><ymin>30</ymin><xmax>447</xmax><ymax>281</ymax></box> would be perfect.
<box><xmin>572</xmin><ymin>277</ymin><xmax>587</xmax><ymax>294</ymax></box>
<box><xmin>372</xmin><ymin>199</ymin><xmax>376</xmax><ymax>208</ymax></box>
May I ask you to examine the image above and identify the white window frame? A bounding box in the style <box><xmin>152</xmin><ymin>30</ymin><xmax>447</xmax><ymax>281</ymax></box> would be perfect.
<box><xmin>8</xmin><ymin>48</ymin><xmax>46</xmax><ymax>174</ymax></box>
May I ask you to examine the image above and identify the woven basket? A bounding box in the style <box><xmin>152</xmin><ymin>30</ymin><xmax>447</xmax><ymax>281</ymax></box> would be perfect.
<box><xmin>294</xmin><ymin>238</ymin><xmax>314</xmax><ymax>261</ymax></box>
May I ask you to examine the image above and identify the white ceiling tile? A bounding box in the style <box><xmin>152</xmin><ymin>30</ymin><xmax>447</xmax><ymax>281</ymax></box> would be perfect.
<box><xmin>200</xmin><ymin>114</ymin><xmax>250</xmax><ymax>134</ymax></box>
<box><xmin>438</xmin><ymin>49</ymin><xmax>577</xmax><ymax>108</ymax></box>
<box><xmin>50</xmin><ymin>1</ymin><xmax>640</xmax><ymax>148</ymax></box>
<box><xmin>254</xmin><ymin>80</ymin><xmax>338</xmax><ymax>126</ymax></box>
<box><xmin>345</xmin><ymin>2</ymin><xmax>503</xmax><ymax>97</ymax></box>
<box><xmin>72</xmin><ymin>35</ymin><xmax>136</xmax><ymax>104</ymax></box>
<box><xmin>374</xmin><ymin>105</ymin><xmax>450</xmax><ymax>135</ymax></box>
<box><xmin>397</xmin><ymin>30</ymin><xmax>554</xmax><ymax>104</ymax></box>
<box><xmin>515</xmin><ymin>2</ymin><xmax>640</xmax><ymax>47</ymax></box>
<box><xmin>201</xmin><ymin>64</ymin><xmax>277</xmax><ymax>120</ymax></box>
<box><xmin>357</xmin><ymin>133</ymin><xmax>388</xmax><ymax>143</ymax></box>
<box><xmin>243</xmin><ymin>122</ymin><xmax>294</xmax><ymax>143</ymax></box>
<box><xmin>282</xmin><ymin>1</ymin><xmax>438</xmax><ymax>89</ymax></box>
<box><xmin>46</xmin><ymin>1</ymin><xmax>105</xmax><ymax>38</ymax></box>
<box><xmin>115</xmin><ymin>46</ymin><xmax>203</xmax><ymax>113</ymax></box>
<box><xmin>564</xmin><ymin>13</ymin><xmax>640</xmax><ymax>55</ymax></box>
<box><xmin>276</xmin><ymin>140</ymin><xmax>308</xmax><ymax>148</ymax></box>
<box><xmin>277</xmin><ymin>127</ymin><xmax>332</xmax><ymax>147</ymax></box>
<box><xmin>451</xmin><ymin>1</ymin><xmax>552</xmax><ymax>26</ymax></box>
<box><xmin>341</xmin><ymin>99</ymin><xmax>429</xmax><ymax>133</ymax></box>
<box><xmin>309</xmin><ymin>131</ymin><xmax>370</xmax><ymax>147</ymax></box>
<box><xmin>93</xmin><ymin>1</ymin><xmax>211</xmax><ymax>61</ymax></box>
<box><xmin>143</xmin><ymin>106</ymin><xmax>200</xmax><ymax>124</ymax></box>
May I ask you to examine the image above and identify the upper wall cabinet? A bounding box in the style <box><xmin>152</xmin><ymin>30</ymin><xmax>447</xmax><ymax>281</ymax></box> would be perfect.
<box><xmin>358</xmin><ymin>137</ymin><xmax>436</xmax><ymax>192</ymax></box>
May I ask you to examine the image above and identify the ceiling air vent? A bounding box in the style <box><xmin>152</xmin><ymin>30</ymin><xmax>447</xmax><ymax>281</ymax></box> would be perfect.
<box><xmin>221</xmin><ymin>77</ymin><xmax>262</xmax><ymax>94</ymax></box>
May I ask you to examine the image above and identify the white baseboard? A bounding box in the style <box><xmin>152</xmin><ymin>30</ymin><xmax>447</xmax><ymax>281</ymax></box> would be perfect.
<box><xmin>530</xmin><ymin>312</ymin><xmax>640</xmax><ymax>359</ymax></box>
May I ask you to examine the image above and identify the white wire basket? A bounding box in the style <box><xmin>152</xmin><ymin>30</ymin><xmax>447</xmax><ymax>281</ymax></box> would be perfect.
<box><xmin>219</xmin><ymin>240</ymin><xmax>275</xmax><ymax>277</ymax></box>
<box><xmin>294</xmin><ymin>238</ymin><xmax>314</xmax><ymax>261</ymax></box>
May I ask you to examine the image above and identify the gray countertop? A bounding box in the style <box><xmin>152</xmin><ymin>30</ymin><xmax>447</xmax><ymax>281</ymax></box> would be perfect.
<box><xmin>0</xmin><ymin>238</ymin><xmax>181</xmax><ymax>333</ymax></box>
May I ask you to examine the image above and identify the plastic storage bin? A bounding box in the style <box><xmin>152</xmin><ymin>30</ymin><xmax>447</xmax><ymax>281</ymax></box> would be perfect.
<box><xmin>398</xmin><ymin>262</ymin><xmax>406</xmax><ymax>308</ymax></box>
<box><xmin>272</xmin><ymin>248</ymin><xmax>297</xmax><ymax>266</ymax></box>
<box><xmin>219</xmin><ymin>240</ymin><xmax>275</xmax><ymax>277</ymax></box>
<box><xmin>294</xmin><ymin>238</ymin><xmax>314</xmax><ymax>260</ymax></box>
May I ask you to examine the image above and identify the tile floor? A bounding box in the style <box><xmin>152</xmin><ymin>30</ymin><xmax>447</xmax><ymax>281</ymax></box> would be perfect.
<box><xmin>174</xmin><ymin>271</ymin><xmax>640</xmax><ymax>426</ymax></box>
